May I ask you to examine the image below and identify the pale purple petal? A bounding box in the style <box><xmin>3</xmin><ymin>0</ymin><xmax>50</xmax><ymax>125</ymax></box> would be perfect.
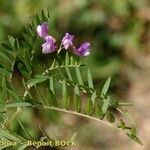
<box><xmin>74</xmin><ymin>42</ymin><xmax>91</xmax><ymax>57</ymax></box>
<box><xmin>62</xmin><ymin>33</ymin><xmax>74</xmax><ymax>50</ymax></box>
<box><xmin>37</xmin><ymin>22</ymin><xmax>48</xmax><ymax>38</ymax></box>
<box><xmin>42</xmin><ymin>35</ymin><xmax>56</xmax><ymax>54</ymax></box>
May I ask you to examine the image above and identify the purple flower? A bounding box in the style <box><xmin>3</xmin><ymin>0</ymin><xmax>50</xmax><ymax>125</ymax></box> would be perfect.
<box><xmin>62</xmin><ymin>33</ymin><xmax>74</xmax><ymax>49</ymax></box>
<box><xmin>74</xmin><ymin>42</ymin><xmax>90</xmax><ymax>57</ymax></box>
<box><xmin>37</xmin><ymin>22</ymin><xmax>48</xmax><ymax>38</ymax></box>
<box><xmin>42</xmin><ymin>36</ymin><xmax>56</xmax><ymax>54</ymax></box>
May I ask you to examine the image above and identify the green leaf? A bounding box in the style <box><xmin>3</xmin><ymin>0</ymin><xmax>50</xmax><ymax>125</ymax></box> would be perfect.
<box><xmin>74</xmin><ymin>85</ymin><xmax>81</xmax><ymax>112</ymax></box>
<box><xmin>76</xmin><ymin>67</ymin><xmax>84</xmax><ymax>85</ymax></box>
<box><xmin>127</xmin><ymin>133</ymin><xmax>143</xmax><ymax>145</ymax></box>
<box><xmin>74</xmin><ymin>94</ymin><xmax>81</xmax><ymax>113</ymax></box>
<box><xmin>87</xmin><ymin>69</ymin><xmax>94</xmax><ymax>89</ymax></box>
<box><xmin>22</xmin><ymin>33</ymin><xmax>28</xmax><ymax>42</ymax></box>
<box><xmin>74</xmin><ymin>56</ymin><xmax>80</xmax><ymax>65</ymax></box>
<box><xmin>0</xmin><ymin>68</ymin><xmax>11</xmax><ymax>78</ymax></box>
<box><xmin>0</xmin><ymin>67</ymin><xmax>11</xmax><ymax>77</ymax></box>
<box><xmin>23</xmin><ymin>48</ymin><xmax>31</xmax><ymax>72</ymax></box>
<box><xmin>65</xmin><ymin>52</ymin><xmax>69</xmax><ymax>66</ymax></box>
<box><xmin>64</xmin><ymin>95</ymin><xmax>70</xmax><ymax>110</ymax></box>
<box><xmin>8</xmin><ymin>35</ymin><xmax>15</xmax><ymax>47</ymax></box>
<box><xmin>0</xmin><ymin>52</ymin><xmax>12</xmax><ymax>70</ymax></box>
<box><xmin>96</xmin><ymin>103</ymin><xmax>105</xmax><ymax>120</ymax></box>
<box><xmin>0</xmin><ymin>91</ymin><xmax>5</xmax><ymax>106</ymax></box>
<box><xmin>68</xmin><ymin>132</ymin><xmax>77</xmax><ymax>142</ymax></box>
<box><xmin>41</xmin><ymin>10</ymin><xmax>48</xmax><ymax>21</ymax></box>
<box><xmin>18</xmin><ymin>144</ymin><xmax>28</xmax><ymax>150</ymax></box>
<box><xmin>49</xmin><ymin>76</ymin><xmax>54</xmax><ymax>93</ymax></box>
<box><xmin>18</xmin><ymin>119</ymin><xmax>33</xmax><ymax>140</ymax></box>
<box><xmin>5</xmin><ymin>102</ymin><xmax>32</xmax><ymax>108</ymax></box>
<box><xmin>101</xmin><ymin>77</ymin><xmax>111</xmax><ymax>97</ymax></box>
<box><xmin>18</xmin><ymin>63</ymin><xmax>30</xmax><ymax>79</ymax></box>
<box><xmin>0</xmin><ymin>144</ymin><xmax>12</xmax><ymax>149</ymax></box>
<box><xmin>1</xmin><ymin>74</ymin><xmax>8</xmax><ymax>101</ymax></box>
<box><xmin>62</xmin><ymin>79</ymin><xmax>71</xmax><ymax>109</ymax></box>
<box><xmin>1</xmin><ymin>43</ymin><xmax>12</xmax><ymax>50</ymax></box>
<box><xmin>27</xmin><ymin>75</ymin><xmax>48</xmax><ymax>86</ymax></box>
<box><xmin>131</xmin><ymin>127</ymin><xmax>136</xmax><ymax>135</ymax></box>
<box><xmin>65</xmin><ymin>66</ymin><xmax>73</xmax><ymax>81</ymax></box>
<box><xmin>91</xmin><ymin>91</ymin><xmax>97</xmax><ymax>106</ymax></box>
<box><xmin>7</xmin><ymin>89</ymin><xmax>21</xmax><ymax>102</ymax></box>
<box><xmin>1</xmin><ymin>48</ymin><xmax>16</xmax><ymax>60</ymax></box>
<box><xmin>110</xmin><ymin>99</ymin><xmax>119</xmax><ymax>108</ymax></box>
<box><xmin>26</xmin><ymin>27</ymin><xmax>34</xmax><ymax>38</ymax></box>
<box><xmin>86</xmin><ymin>98</ymin><xmax>93</xmax><ymax>115</ymax></box>
<box><xmin>47</xmin><ymin>9</ymin><xmax>50</xmax><ymax>18</ymax></box>
<box><xmin>0</xmin><ymin>129</ymin><xmax>21</xmax><ymax>142</ymax></box>
<box><xmin>107</xmin><ymin>112</ymin><xmax>115</xmax><ymax>123</ymax></box>
<box><xmin>62</xmin><ymin>79</ymin><xmax>67</xmax><ymax>98</ymax></box>
<box><xmin>15</xmin><ymin>38</ymin><xmax>20</xmax><ymax>50</ymax></box>
<box><xmin>46</xmin><ymin>88</ymin><xmax>57</xmax><ymax>106</ymax></box>
<box><xmin>70</xmin><ymin>56</ymin><xmax>74</xmax><ymax>65</ymax></box>
<box><xmin>119</xmin><ymin>120</ymin><xmax>126</xmax><ymax>129</ymax></box>
<box><xmin>36</xmin><ymin>14</ymin><xmax>41</xmax><ymax>25</ymax></box>
<box><xmin>102</xmin><ymin>96</ymin><xmax>110</xmax><ymax>114</ymax></box>
<box><xmin>0</xmin><ymin>53</ymin><xmax>12</xmax><ymax>63</ymax></box>
<box><xmin>74</xmin><ymin>85</ymin><xmax>79</xmax><ymax>95</ymax></box>
<box><xmin>132</xmin><ymin>136</ymin><xmax>143</xmax><ymax>145</ymax></box>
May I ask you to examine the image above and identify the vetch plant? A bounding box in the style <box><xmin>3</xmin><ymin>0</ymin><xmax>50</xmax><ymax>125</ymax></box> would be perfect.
<box><xmin>0</xmin><ymin>10</ymin><xmax>142</xmax><ymax>149</ymax></box>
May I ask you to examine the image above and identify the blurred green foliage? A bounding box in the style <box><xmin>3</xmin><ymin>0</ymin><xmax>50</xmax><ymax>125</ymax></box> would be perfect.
<box><xmin>0</xmin><ymin>1</ymin><xmax>149</xmax><ymax>149</ymax></box>
<box><xmin>0</xmin><ymin>0</ymin><xmax>149</xmax><ymax>79</ymax></box>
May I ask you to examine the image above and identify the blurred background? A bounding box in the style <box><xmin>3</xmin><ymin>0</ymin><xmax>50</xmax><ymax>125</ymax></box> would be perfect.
<box><xmin>0</xmin><ymin>0</ymin><xmax>150</xmax><ymax>149</ymax></box>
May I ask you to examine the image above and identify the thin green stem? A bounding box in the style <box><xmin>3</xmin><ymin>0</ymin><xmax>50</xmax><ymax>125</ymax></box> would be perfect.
<box><xmin>57</xmin><ymin>43</ymin><xmax>63</xmax><ymax>55</ymax></box>
<box><xmin>4</xmin><ymin>107</ymin><xmax>22</xmax><ymax>128</ymax></box>
<box><xmin>43</xmin><ymin>106</ymin><xmax>116</xmax><ymax>128</ymax></box>
<box><xmin>9</xmin><ymin>105</ymin><xmax>130</xmax><ymax>135</ymax></box>
<box><xmin>119</xmin><ymin>102</ymin><xmax>133</xmax><ymax>106</ymax></box>
<box><xmin>42</xmin><ymin>64</ymin><xmax>80</xmax><ymax>75</ymax></box>
<box><xmin>4</xmin><ymin>104</ymin><xmax>122</xmax><ymax>131</ymax></box>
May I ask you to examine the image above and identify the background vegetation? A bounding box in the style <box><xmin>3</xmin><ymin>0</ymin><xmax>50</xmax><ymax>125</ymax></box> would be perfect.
<box><xmin>0</xmin><ymin>0</ymin><xmax>150</xmax><ymax>149</ymax></box>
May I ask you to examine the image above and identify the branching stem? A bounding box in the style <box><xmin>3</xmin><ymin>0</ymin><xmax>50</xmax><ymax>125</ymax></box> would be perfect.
<box><xmin>4</xmin><ymin>107</ymin><xmax>22</xmax><ymax>128</ymax></box>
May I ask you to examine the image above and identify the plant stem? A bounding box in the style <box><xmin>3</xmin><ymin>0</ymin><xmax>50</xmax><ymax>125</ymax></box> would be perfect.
<box><xmin>4</xmin><ymin>107</ymin><xmax>22</xmax><ymax>128</ymax></box>
<box><xmin>42</xmin><ymin>65</ymin><xmax>79</xmax><ymax>75</ymax></box>
<box><xmin>4</xmin><ymin>103</ymin><xmax>123</xmax><ymax>132</ymax></box>
<box><xmin>42</xmin><ymin>106</ymin><xmax>119</xmax><ymax>130</ymax></box>
<box><xmin>119</xmin><ymin>102</ymin><xmax>133</xmax><ymax>106</ymax></box>
<box><xmin>23</xmin><ymin>85</ymin><xmax>31</xmax><ymax>99</ymax></box>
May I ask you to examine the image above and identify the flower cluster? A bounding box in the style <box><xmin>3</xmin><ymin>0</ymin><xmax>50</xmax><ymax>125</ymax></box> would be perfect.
<box><xmin>36</xmin><ymin>22</ymin><xmax>91</xmax><ymax>56</ymax></box>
